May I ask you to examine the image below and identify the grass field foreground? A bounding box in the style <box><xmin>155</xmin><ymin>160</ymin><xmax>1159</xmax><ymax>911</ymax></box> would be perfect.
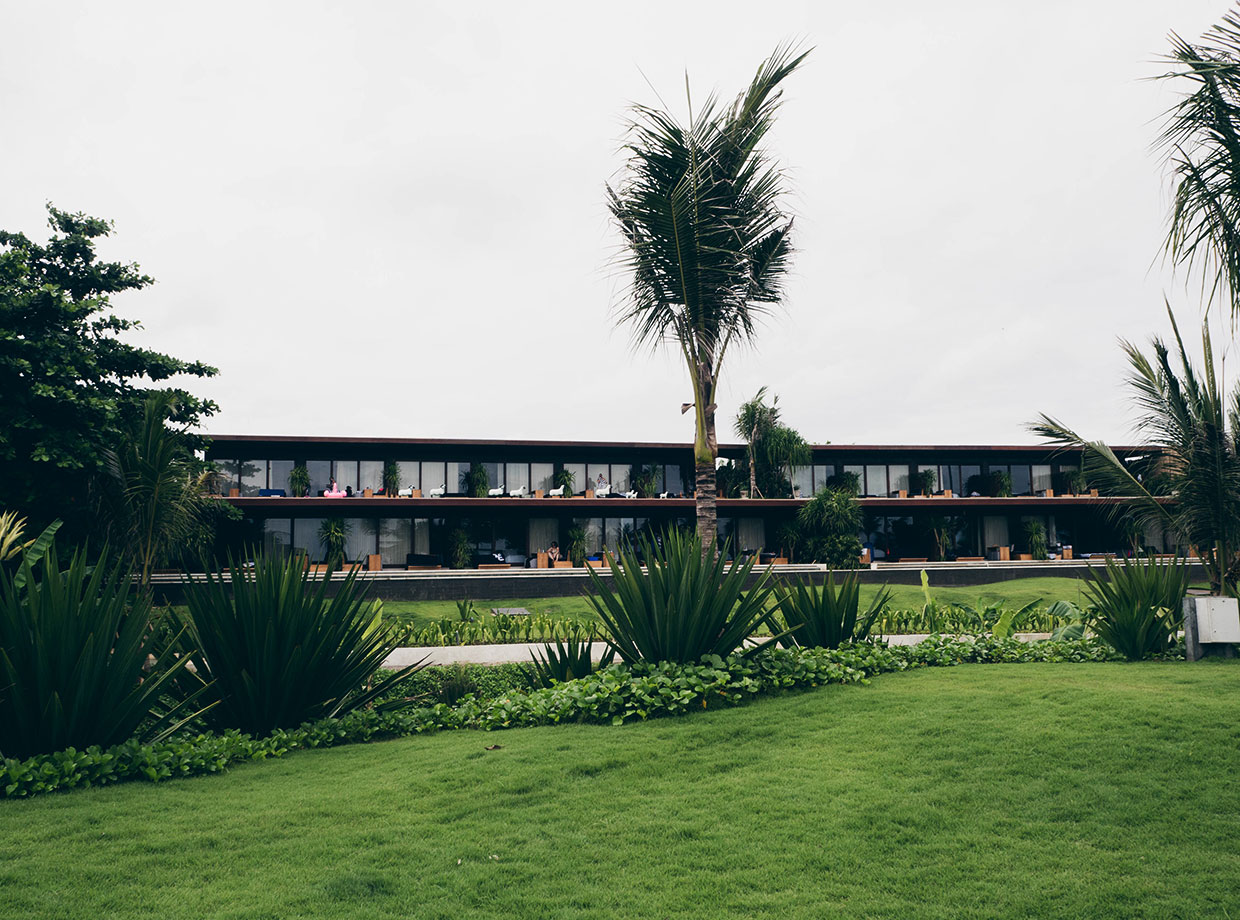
<box><xmin>2</xmin><ymin>661</ymin><xmax>1236</xmax><ymax>919</ymax></box>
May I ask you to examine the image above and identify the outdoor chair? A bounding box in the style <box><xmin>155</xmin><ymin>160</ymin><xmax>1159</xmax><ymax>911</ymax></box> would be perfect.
<box><xmin>487</xmin><ymin>484</ymin><xmax>506</xmax><ymax>497</ymax></box>
<box><xmin>595</xmin><ymin>484</ymin><xmax>612</xmax><ymax>498</ymax></box>
<box><xmin>548</xmin><ymin>485</ymin><xmax>565</xmax><ymax>497</ymax></box>
<box><xmin>428</xmin><ymin>484</ymin><xmax>446</xmax><ymax>498</ymax></box>
<box><xmin>623</xmin><ymin>489</ymin><xmax>638</xmax><ymax>499</ymax></box>
<box><xmin>509</xmin><ymin>485</ymin><xmax>528</xmax><ymax>498</ymax></box>
<box><xmin>398</xmin><ymin>487</ymin><xmax>413</xmax><ymax>497</ymax></box>
<box><xmin>658</xmin><ymin>491</ymin><xmax>669</xmax><ymax>498</ymax></box>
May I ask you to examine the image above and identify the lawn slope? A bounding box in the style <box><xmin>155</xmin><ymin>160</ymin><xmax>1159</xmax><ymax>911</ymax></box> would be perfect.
<box><xmin>1</xmin><ymin>662</ymin><xmax>1236</xmax><ymax>919</ymax></box>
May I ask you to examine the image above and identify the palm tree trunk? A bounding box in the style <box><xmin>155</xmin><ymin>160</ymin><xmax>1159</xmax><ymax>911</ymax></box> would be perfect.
<box><xmin>748</xmin><ymin>440</ymin><xmax>758</xmax><ymax>499</ymax></box>
<box><xmin>696</xmin><ymin>404</ymin><xmax>718</xmax><ymax>556</ymax></box>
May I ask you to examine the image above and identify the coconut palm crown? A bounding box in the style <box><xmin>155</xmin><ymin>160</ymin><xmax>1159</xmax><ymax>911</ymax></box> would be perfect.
<box><xmin>607</xmin><ymin>45</ymin><xmax>807</xmax><ymax>548</ymax></box>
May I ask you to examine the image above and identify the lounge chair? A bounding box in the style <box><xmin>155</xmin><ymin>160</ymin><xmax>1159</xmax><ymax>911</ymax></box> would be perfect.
<box><xmin>658</xmin><ymin>491</ymin><xmax>669</xmax><ymax>499</ymax></box>
<box><xmin>487</xmin><ymin>484</ymin><xmax>506</xmax><ymax>497</ymax></box>
<box><xmin>547</xmin><ymin>485</ymin><xmax>565</xmax><ymax>497</ymax></box>
<box><xmin>428</xmin><ymin>484</ymin><xmax>446</xmax><ymax>498</ymax></box>
<box><xmin>397</xmin><ymin>487</ymin><xmax>413</xmax><ymax>497</ymax></box>
<box><xmin>623</xmin><ymin>489</ymin><xmax>638</xmax><ymax>499</ymax></box>
<box><xmin>595</xmin><ymin>484</ymin><xmax>611</xmax><ymax>498</ymax></box>
<box><xmin>508</xmin><ymin>485</ymin><xmax>527</xmax><ymax>498</ymax></box>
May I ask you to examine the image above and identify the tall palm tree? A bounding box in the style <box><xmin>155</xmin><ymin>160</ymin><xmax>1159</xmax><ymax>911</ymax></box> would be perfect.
<box><xmin>608</xmin><ymin>45</ymin><xmax>807</xmax><ymax>549</ymax></box>
<box><xmin>734</xmin><ymin>387</ymin><xmax>781</xmax><ymax>498</ymax></box>
<box><xmin>1159</xmin><ymin>9</ymin><xmax>1240</xmax><ymax>320</ymax></box>
<box><xmin>1031</xmin><ymin>304</ymin><xmax>1240</xmax><ymax>596</ymax></box>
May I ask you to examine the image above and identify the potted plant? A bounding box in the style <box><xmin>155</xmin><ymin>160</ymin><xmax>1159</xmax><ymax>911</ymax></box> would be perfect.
<box><xmin>317</xmin><ymin>517</ymin><xmax>350</xmax><ymax>571</ymax></box>
<box><xmin>447</xmin><ymin>528</ymin><xmax>473</xmax><ymax>569</ymax></box>
<box><xmin>462</xmin><ymin>463</ymin><xmax>489</xmax><ymax>497</ymax></box>
<box><xmin>915</xmin><ymin>468</ymin><xmax>936</xmax><ymax>497</ymax></box>
<box><xmin>566</xmin><ymin>525</ymin><xmax>587</xmax><ymax>567</ymax></box>
<box><xmin>632</xmin><ymin>463</ymin><xmax>659</xmax><ymax>497</ymax></box>
<box><xmin>1025</xmin><ymin>520</ymin><xmax>1048</xmax><ymax>561</ymax></box>
<box><xmin>382</xmin><ymin>459</ymin><xmax>401</xmax><ymax>497</ymax></box>
<box><xmin>553</xmin><ymin>467</ymin><xmax>576</xmax><ymax>497</ymax></box>
<box><xmin>288</xmin><ymin>463</ymin><xmax>311</xmax><ymax>498</ymax></box>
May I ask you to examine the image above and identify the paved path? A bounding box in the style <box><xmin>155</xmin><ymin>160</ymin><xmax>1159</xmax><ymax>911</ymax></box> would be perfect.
<box><xmin>382</xmin><ymin>633</ymin><xmax>1053</xmax><ymax>668</ymax></box>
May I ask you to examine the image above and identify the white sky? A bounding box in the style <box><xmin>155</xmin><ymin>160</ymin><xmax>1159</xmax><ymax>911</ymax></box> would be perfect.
<box><xmin>2</xmin><ymin>0</ymin><xmax>1233</xmax><ymax>447</ymax></box>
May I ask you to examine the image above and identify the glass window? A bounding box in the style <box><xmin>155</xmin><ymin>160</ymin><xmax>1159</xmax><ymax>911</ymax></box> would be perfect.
<box><xmin>343</xmin><ymin>518</ymin><xmax>372</xmax><ymax>561</ymax></box>
<box><xmin>359</xmin><ymin>461</ymin><xmax>384</xmax><ymax>492</ymax></box>
<box><xmin>423</xmin><ymin>461</ymin><xmax>447</xmax><ymax>494</ymax></box>
<box><xmin>737</xmin><ymin>518</ymin><xmax>765</xmax><ymax>552</ymax></box>
<box><xmin>531</xmin><ymin>463</ymin><xmax>554</xmax><ymax>493</ymax></box>
<box><xmin>960</xmin><ymin>465</ymin><xmax>982</xmax><ymax>495</ymax></box>
<box><xmin>268</xmin><ymin>460</ymin><xmax>294</xmax><ymax>494</ymax></box>
<box><xmin>1032</xmin><ymin>465</ymin><xmax>1053</xmax><ymax>493</ymax></box>
<box><xmin>604</xmin><ymin>518</ymin><xmax>622</xmax><ymax>551</ymax></box>
<box><xmin>917</xmin><ymin>464</ymin><xmax>940</xmax><ymax>493</ymax></box>
<box><xmin>563</xmin><ymin>462</ymin><xmax>586</xmax><ymax>496</ymax></box>
<box><xmin>587</xmin><ymin>464</ymin><xmax>610</xmax><ymax>492</ymax></box>
<box><xmin>446</xmin><ymin>461</ymin><xmax>465</xmax><ymax>494</ymax></box>
<box><xmin>413</xmin><ymin>518</ymin><xmax>431</xmax><ymax>555</ymax></box>
<box><xmin>379</xmin><ymin>518</ymin><xmax>412</xmax><ymax>565</ymax></box>
<box><xmin>791</xmin><ymin>465</ymin><xmax>813</xmax><ymax>497</ymax></box>
<box><xmin>610</xmin><ymin>464</ymin><xmax>631</xmax><ymax>492</ymax></box>
<box><xmin>293</xmin><ymin>517</ymin><xmax>326</xmax><ymax>561</ymax></box>
<box><xmin>494</xmin><ymin>518</ymin><xmax>525</xmax><ymax>556</ymax></box>
<box><xmin>479</xmin><ymin>462</ymin><xmax>500</xmax><ymax>492</ymax></box>
<box><xmin>262</xmin><ymin>518</ymin><xmax>291</xmax><ymax>556</ymax></box>
<box><xmin>1010</xmin><ymin>465</ymin><xmax>1032</xmax><ymax>496</ymax></box>
<box><xmin>397</xmin><ymin>462</ymin><xmax>419</xmax><ymax>493</ymax></box>
<box><xmin>843</xmin><ymin>465</ymin><xmax>865</xmax><ymax>494</ymax></box>
<box><xmin>506</xmin><ymin>463</ymin><xmax>530</xmax><ymax>493</ymax></box>
<box><xmin>529</xmin><ymin>518</ymin><xmax>558</xmax><ymax>555</ymax></box>
<box><xmin>813</xmin><ymin>465</ymin><xmax>831</xmax><ymax>493</ymax></box>
<box><xmin>212</xmin><ymin>459</ymin><xmax>240</xmax><ymax>494</ymax></box>
<box><xmin>240</xmin><ymin>460</ymin><xmax>265</xmax><ymax>496</ymax></box>
<box><xmin>306</xmin><ymin>460</ymin><xmax>331</xmax><ymax>496</ymax></box>
<box><xmin>333</xmin><ymin>461</ymin><xmax>358</xmax><ymax>493</ymax></box>
<box><xmin>864</xmin><ymin>465</ymin><xmax>888</xmax><ymax>497</ymax></box>
<box><xmin>574</xmin><ymin>517</ymin><xmax>603</xmax><ymax>554</ymax></box>
<box><xmin>665</xmin><ymin>464</ymin><xmax>684</xmax><ymax>496</ymax></box>
<box><xmin>889</xmin><ymin>465</ymin><xmax>910</xmax><ymax>493</ymax></box>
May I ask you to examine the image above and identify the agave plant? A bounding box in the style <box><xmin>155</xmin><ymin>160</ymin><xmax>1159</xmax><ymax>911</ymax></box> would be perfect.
<box><xmin>177</xmin><ymin>552</ymin><xmax>423</xmax><ymax>736</ymax></box>
<box><xmin>0</xmin><ymin>545</ymin><xmax>207</xmax><ymax>759</ymax></box>
<box><xmin>0</xmin><ymin>510</ymin><xmax>61</xmax><ymax>588</ymax></box>
<box><xmin>530</xmin><ymin>633</ymin><xmax>615</xmax><ymax>687</ymax></box>
<box><xmin>585</xmin><ymin>529</ymin><xmax>778</xmax><ymax>663</ymax></box>
<box><xmin>772</xmin><ymin>572</ymin><xmax>892</xmax><ymax>649</ymax></box>
<box><xmin>1082</xmin><ymin>556</ymin><xmax>1190</xmax><ymax>661</ymax></box>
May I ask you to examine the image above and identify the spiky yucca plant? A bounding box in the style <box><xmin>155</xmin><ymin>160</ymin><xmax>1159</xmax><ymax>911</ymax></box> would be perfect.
<box><xmin>772</xmin><ymin>572</ymin><xmax>892</xmax><ymax>649</ymax></box>
<box><xmin>585</xmin><ymin>530</ymin><xmax>778</xmax><ymax>663</ymax></box>
<box><xmin>530</xmin><ymin>633</ymin><xmax>615</xmax><ymax>687</ymax></box>
<box><xmin>178</xmin><ymin>553</ymin><xmax>422</xmax><ymax>736</ymax></box>
<box><xmin>1082</xmin><ymin>556</ymin><xmax>1190</xmax><ymax>661</ymax></box>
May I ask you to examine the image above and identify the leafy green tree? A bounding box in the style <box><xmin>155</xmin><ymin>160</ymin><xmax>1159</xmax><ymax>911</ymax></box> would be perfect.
<box><xmin>735</xmin><ymin>387</ymin><xmax>782</xmax><ymax>497</ymax></box>
<box><xmin>608</xmin><ymin>46</ymin><xmax>807</xmax><ymax>550</ymax></box>
<box><xmin>1033</xmin><ymin>306</ymin><xmax>1240</xmax><ymax>595</ymax></box>
<box><xmin>0</xmin><ymin>206</ymin><xmax>217</xmax><ymax>538</ymax></box>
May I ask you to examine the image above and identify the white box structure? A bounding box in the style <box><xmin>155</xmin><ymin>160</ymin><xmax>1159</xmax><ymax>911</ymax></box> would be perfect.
<box><xmin>1191</xmin><ymin>597</ymin><xmax>1240</xmax><ymax>644</ymax></box>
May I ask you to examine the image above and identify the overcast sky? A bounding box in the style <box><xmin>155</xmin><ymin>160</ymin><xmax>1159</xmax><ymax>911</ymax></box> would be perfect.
<box><xmin>3</xmin><ymin>1</ymin><xmax>1234</xmax><ymax>447</ymax></box>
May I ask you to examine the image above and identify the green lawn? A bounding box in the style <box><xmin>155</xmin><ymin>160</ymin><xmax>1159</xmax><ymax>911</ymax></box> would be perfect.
<box><xmin>381</xmin><ymin>575</ymin><xmax>1093</xmax><ymax>631</ymax></box>
<box><xmin>3</xmin><ymin>661</ymin><xmax>1237</xmax><ymax>919</ymax></box>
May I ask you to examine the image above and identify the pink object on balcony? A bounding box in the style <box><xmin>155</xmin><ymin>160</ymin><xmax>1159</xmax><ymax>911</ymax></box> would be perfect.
<box><xmin>323</xmin><ymin>479</ymin><xmax>347</xmax><ymax>498</ymax></box>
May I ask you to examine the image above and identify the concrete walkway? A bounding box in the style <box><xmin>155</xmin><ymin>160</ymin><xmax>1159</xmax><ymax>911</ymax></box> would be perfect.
<box><xmin>382</xmin><ymin>632</ymin><xmax>1053</xmax><ymax>667</ymax></box>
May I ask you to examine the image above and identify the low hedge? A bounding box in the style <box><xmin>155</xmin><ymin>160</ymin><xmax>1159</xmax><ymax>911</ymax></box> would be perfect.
<box><xmin>1</xmin><ymin>637</ymin><xmax>1121</xmax><ymax>799</ymax></box>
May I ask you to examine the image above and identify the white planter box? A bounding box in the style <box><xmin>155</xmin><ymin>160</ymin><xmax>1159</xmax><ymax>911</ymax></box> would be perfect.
<box><xmin>1187</xmin><ymin>596</ymin><xmax>1240</xmax><ymax>643</ymax></box>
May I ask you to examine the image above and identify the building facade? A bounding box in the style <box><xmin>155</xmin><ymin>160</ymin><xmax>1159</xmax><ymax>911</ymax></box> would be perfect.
<box><xmin>206</xmin><ymin>435</ymin><xmax>1149</xmax><ymax>566</ymax></box>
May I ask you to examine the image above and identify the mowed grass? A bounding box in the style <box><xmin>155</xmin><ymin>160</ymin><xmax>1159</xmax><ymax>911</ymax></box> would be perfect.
<box><xmin>381</xmin><ymin>575</ymin><xmax>1092</xmax><ymax>631</ymax></box>
<box><xmin>3</xmin><ymin>662</ymin><xmax>1238</xmax><ymax>919</ymax></box>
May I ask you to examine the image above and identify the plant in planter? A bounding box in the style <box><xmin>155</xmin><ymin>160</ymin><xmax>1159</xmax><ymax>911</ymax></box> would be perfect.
<box><xmin>317</xmin><ymin>517</ymin><xmax>350</xmax><ymax>570</ymax></box>
<box><xmin>824</xmin><ymin>470</ymin><xmax>861</xmax><ymax>496</ymax></box>
<box><xmin>382</xmin><ymin>459</ymin><xmax>401</xmax><ymax>497</ymax></box>
<box><xmin>995</xmin><ymin>470</ymin><xmax>1013</xmax><ymax>497</ymax></box>
<box><xmin>288</xmin><ymin>463</ymin><xmax>311</xmax><ymax>497</ymax></box>
<box><xmin>566</xmin><ymin>525</ymin><xmax>587</xmax><ymax>567</ymax></box>
<box><xmin>913</xmin><ymin>468</ymin><xmax>936</xmax><ymax>496</ymax></box>
<box><xmin>553</xmin><ymin>468</ymin><xmax>576</xmax><ymax>496</ymax></box>
<box><xmin>632</xmin><ymin>464</ymin><xmax>660</xmax><ymax>497</ymax></box>
<box><xmin>447</xmin><ymin>528</ymin><xmax>473</xmax><ymax>569</ymax></box>
<box><xmin>1025</xmin><ymin>520</ymin><xmax>1048</xmax><ymax>560</ymax></box>
<box><xmin>461</xmin><ymin>463</ymin><xmax>489</xmax><ymax>497</ymax></box>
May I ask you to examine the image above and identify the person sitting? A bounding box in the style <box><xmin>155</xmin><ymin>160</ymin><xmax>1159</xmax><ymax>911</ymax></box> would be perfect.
<box><xmin>547</xmin><ymin>542</ymin><xmax>561</xmax><ymax>564</ymax></box>
<box><xmin>595</xmin><ymin>473</ymin><xmax>609</xmax><ymax>492</ymax></box>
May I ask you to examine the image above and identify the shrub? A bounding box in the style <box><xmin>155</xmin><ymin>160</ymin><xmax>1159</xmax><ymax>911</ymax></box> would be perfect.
<box><xmin>177</xmin><ymin>553</ymin><xmax>423</xmax><ymax>735</ymax></box>
<box><xmin>773</xmin><ymin>572</ymin><xmax>893</xmax><ymax>649</ymax></box>
<box><xmin>1083</xmin><ymin>556</ymin><xmax>1190</xmax><ymax>660</ymax></box>
<box><xmin>1025</xmin><ymin>520</ymin><xmax>1048</xmax><ymax>560</ymax></box>
<box><xmin>447</xmin><ymin>529</ymin><xmax>473</xmax><ymax>569</ymax></box>
<box><xmin>0</xmin><ymin>546</ymin><xmax>205</xmax><ymax>759</ymax></box>
<box><xmin>585</xmin><ymin>530</ymin><xmax>777</xmax><ymax>663</ymax></box>
<box><xmin>531</xmin><ymin>634</ymin><xmax>615</xmax><ymax>686</ymax></box>
<box><xmin>287</xmin><ymin>463</ymin><xmax>310</xmax><ymax>497</ymax></box>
